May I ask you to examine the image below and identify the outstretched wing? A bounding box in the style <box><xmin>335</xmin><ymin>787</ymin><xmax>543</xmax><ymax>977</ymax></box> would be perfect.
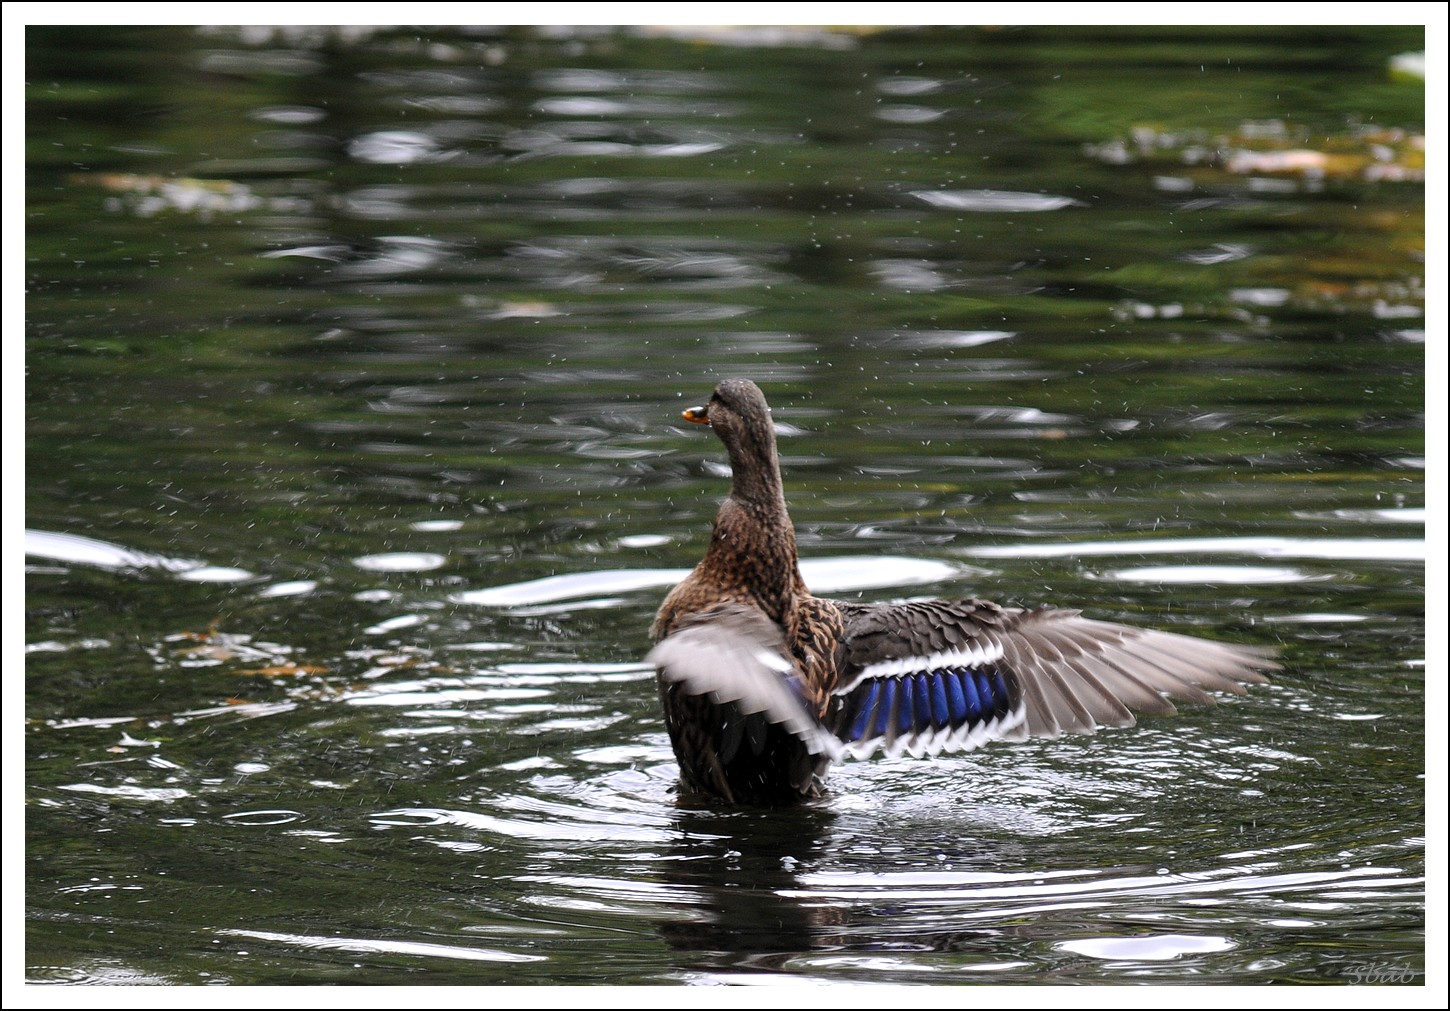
<box><xmin>827</xmin><ymin>599</ymin><xmax>1275</xmax><ymax>760</ymax></box>
<box><xmin>997</xmin><ymin>607</ymin><xmax>1276</xmax><ymax>739</ymax></box>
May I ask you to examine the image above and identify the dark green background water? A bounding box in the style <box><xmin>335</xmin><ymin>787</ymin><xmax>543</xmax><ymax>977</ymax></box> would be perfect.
<box><xmin>24</xmin><ymin>25</ymin><xmax>1425</xmax><ymax>986</ymax></box>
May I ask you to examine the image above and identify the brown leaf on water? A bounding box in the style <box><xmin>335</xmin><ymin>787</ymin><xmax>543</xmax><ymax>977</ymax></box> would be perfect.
<box><xmin>235</xmin><ymin>663</ymin><xmax>330</xmax><ymax>678</ymax></box>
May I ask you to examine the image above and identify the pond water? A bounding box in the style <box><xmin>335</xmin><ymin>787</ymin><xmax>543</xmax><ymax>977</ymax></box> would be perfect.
<box><xmin>23</xmin><ymin>25</ymin><xmax>1427</xmax><ymax>987</ymax></box>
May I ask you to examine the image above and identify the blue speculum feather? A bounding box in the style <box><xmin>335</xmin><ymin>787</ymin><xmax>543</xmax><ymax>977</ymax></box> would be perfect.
<box><xmin>944</xmin><ymin>671</ymin><xmax>969</xmax><ymax>725</ymax></box>
<box><xmin>874</xmin><ymin>679</ymin><xmax>898</xmax><ymax>739</ymax></box>
<box><xmin>929</xmin><ymin>673</ymin><xmax>950</xmax><ymax>726</ymax></box>
<box><xmin>897</xmin><ymin>677</ymin><xmax>915</xmax><ymax>734</ymax></box>
<box><xmin>982</xmin><ymin>669</ymin><xmax>1008</xmax><ymax>719</ymax></box>
<box><xmin>843</xmin><ymin>665</ymin><xmax>1011</xmax><ymax>743</ymax></box>
<box><xmin>847</xmin><ymin>682</ymin><xmax>879</xmax><ymax>740</ymax></box>
<box><xmin>957</xmin><ymin>668</ymin><xmax>983</xmax><ymax>722</ymax></box>
<box><xmin>911</xmin><ymin>673</ymin><xmax>932</xmax><ymax>733</ymax></box>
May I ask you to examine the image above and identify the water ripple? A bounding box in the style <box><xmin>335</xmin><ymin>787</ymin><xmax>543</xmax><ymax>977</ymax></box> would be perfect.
<box><xmin>371</xmin><ymin>804</ymin><xmax>671</xmax><ymax>845</ymax></box>
<box><xmin>789</xmin><ymin>863</ymin><xmax>1411</xmax><ymax>904</ymax></box>
<box><xmin>967</xmin><ymin>536</ymin><xmax>1424</xmax><ymax>562</ymax></box>
<box><xmin>453</xmin><ymin>556</ymin><xmax>965</xmax><ymax>608</ymax></box>
<box><xmin>221</xmin><ymin>928</ymin><xmax>546</xmax><ymax>964</ymax></box>
<box><xmin>913</xmin><ymin>189</ymin><xmax>1087</xmax><ymax>212</ymax></box>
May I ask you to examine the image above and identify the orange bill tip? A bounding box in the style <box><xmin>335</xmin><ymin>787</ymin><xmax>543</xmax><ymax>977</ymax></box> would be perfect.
<box><xmin>682</xmin><ymin>406</ymin><xmax>710</xmax><ymax>425</ymax></box>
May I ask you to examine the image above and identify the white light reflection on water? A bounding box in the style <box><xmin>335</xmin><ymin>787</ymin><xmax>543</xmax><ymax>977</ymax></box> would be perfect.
<box><xmin>24</xmin><ymin>528</ymin><xmax>254</xmax><ymax>581</ymax></box>
<box><xmin>354</xmin><ymin>552</ymin><xmax>448</xmax><ymax>571</ymax></box>
<box><xmin>1108</xmin><ymin>565</ymin><xmax>1313</xmax><ymax>584</ymax></box>
<box><xmin>913</xmin><ymin>189</ymin><xmax>1087</xmax><ymax>212</ymax></box>
<box><xmin>787</xmin><ymin>863</ymin><xmax>1410</xmax><ymax>904</ymax></box>
<box><xmin>1060</xmin><ymin>933</ymin><xmax>1235</xmax><ymax>960</ymax></box>
<box><xmin>452</xmin><ymin>555</ymin><xmax>965</xmax><ymax>608</ymax></box>
<box><xmin>220</xmin><ymin>928</ymin><xmax>547</xmax><ymax>964</ymax></box>
<box><xmin>966</xmin><ymin>536</ymin><xmax>1424</xmax><ymax>562</ymax></box>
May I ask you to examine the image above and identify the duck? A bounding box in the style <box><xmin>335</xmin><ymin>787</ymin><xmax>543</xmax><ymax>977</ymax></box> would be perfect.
<box><xmin>648</xmin><ymin>378</ymin><xmax>1277</xmax><ymax>805</ymax></box>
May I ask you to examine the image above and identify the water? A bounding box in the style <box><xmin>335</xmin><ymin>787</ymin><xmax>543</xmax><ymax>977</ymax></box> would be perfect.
<box><xmin>23</xmin><ymin>25</ymin><xmax>1426</xmax><ymax>986</ymax></box>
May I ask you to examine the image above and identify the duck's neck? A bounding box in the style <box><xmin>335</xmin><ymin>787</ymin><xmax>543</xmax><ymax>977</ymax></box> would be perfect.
<box><xmin>723</xmin><ymin>414</ymin><xmax>785</xmax><ymax>508</ymax></box>
<box><xmin>700</xmin><ymin>439</ymin><xmax>804</xmax><ymax>623</ymax></box>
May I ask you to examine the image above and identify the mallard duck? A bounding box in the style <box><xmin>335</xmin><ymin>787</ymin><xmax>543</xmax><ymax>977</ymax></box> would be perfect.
<box><xmin>648</xmin><ymin>379</ymin><xmax>1277</xmax><ymax>805</ymax></box>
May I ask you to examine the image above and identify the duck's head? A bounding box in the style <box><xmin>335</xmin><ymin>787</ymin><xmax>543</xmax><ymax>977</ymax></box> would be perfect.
<box><xmin>683</xmin><ymin>379</ymin><xmax>782</xmax><ymax>503</ymax></box>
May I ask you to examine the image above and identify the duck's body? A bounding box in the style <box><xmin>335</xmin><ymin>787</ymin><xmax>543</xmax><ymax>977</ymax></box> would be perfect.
<box><xmin>649</xmin><ymin>379</ymin><xmax>1276</xmax><ymax>805</ymax></box>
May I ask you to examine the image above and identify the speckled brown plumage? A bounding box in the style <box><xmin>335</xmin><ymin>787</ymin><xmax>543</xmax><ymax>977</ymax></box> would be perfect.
<box><xmin>649</xmin><ymin>379</ymin><xmax>1277</xmax><ymax>805</ymax></box>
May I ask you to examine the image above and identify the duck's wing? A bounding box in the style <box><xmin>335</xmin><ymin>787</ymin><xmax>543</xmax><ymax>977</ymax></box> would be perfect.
<box><xmin>647</xmin><ymin>604</ymin><xmax>844</xmax><ymax>765</ymax></box>
<box><xmin>993</xmin><ymin>606</ymin><xmax>1276</xmax><ymax>740</ymax></box>
<box><xmin>827</xmin><ymin>599</ymin><xmax>1276</xmax><ymax>761</ymax></box>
